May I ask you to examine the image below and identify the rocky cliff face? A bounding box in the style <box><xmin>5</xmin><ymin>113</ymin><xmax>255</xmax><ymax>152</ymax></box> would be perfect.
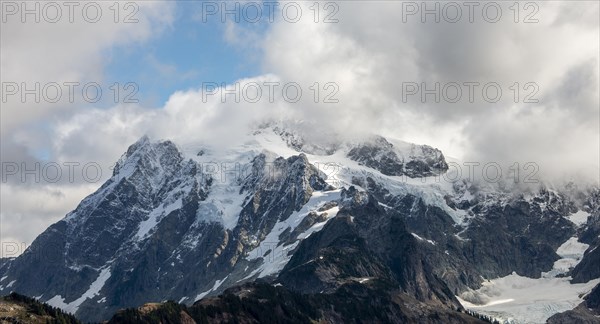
<box><xmin>347</xmin><ymin>136</ymin><xmax>448</xmax><ymax>177</ymax></box>
<box><xmin>279</xmin><ymin>187</ymin><xmax>459</xmax><ymax>308</ymax></box>
<box><xmin>572</xmin><ymin>192</ymin><xmax>600</xmax><ymax>284</ymax></box>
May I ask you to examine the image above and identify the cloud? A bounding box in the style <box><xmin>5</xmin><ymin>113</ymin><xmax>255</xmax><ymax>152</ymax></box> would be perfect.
<box><xmin>259</xmin><ymin>1</ymin><xmax>599</xmax><ymax>183</ymax></box>
<box><xmin>1</xmin><ymin>0</ymin><xmax>175</xmax><ymax>252</ymax></box>
<box><xmin>1</xmin><ymin>1</ymin><xmax>175</xmax><ymax>135</ymax></box>
<box><xmin>0</xmin><ymin>184</ymin><xmax>98</xmax><ymax>256</ymax></box>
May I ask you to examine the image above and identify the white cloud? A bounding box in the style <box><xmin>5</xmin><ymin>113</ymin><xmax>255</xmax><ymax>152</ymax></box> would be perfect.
<box><xmin>260</xmin><ymin>1</ymin><xmax>599</xmax><ymax>182</ymax></box>
<box><xmin>1</xmin><ymin>1</ymin><xmax>175</xmax><ymax>134</ymax></box>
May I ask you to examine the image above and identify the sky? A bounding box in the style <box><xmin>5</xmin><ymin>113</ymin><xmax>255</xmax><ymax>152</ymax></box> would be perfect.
<box><xmin>1</xmin><ymin>0</ymin><xmax>599</xmax><ymax>256</ymax></box>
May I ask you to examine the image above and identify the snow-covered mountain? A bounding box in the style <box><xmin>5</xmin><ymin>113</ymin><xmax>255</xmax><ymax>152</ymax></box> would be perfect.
<box><xmin>1</xmin><ymin>123</ymin><xmax>599</xmax><ymax>323</ymax></box>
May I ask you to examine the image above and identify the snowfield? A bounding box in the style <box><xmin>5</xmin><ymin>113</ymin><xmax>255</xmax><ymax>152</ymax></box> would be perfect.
<box><xmin>459</xmin><ymin>235</ymin><xmax>596</xmax><ymax>323</ymax></box>
<box><xmin>566</xmin><ymin>210</ymin><xmax>591</xmax><ymax>227</ymax></box>
<box><xmin>458</xmin><ymin>274</ymin><xmax>599</xmax><ymax>324</ymax></box>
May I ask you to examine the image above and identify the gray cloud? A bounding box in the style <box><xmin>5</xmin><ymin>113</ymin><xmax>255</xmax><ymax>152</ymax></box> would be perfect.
<box><xmin>261</xmin><ymin>1</ymin><xmax>599</xmax><ymax>183</ymax></box>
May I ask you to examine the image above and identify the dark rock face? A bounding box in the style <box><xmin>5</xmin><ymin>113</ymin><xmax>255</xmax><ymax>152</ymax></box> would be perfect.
<box><xmin>573</xmin><ymin>197</ymin><xmax>600</xmax><ymax>283</ymax></box>
<box><xmin>350</xmin><ymin>175</ymin><xmax>581</xmax><ymax>294</ymax></box>
<box><xmin>236</xmin><ymin>153</ymin><xmax>331</xmax><ymax>243</ymax></box>
<box><xmin>279</xmin><ymin>188</ymin><xmax>459</xmax><ymax>310</ymax></box>
<box><xmin>461</xmin><ymin>199</ymin><xmax>575</xmax><ymax>279</ymax></box>
<box><xmin>278</xmin><ymin>215</ymin><xmax>395</xmax><ymax>295</ymax></box>
<box><xmin>347</xmin><ymin>137</ymin><xmax>405</xmax><ymax>176</ymax></box>
<box><xmin>347</xmin><ymin>136</ymin><xmax>448</xmax><ymax>177</ymax></box>
<box><xmin>588</xmin><ymin>284</ymin><xmax>600</xmax><ymax>312</ymax></box>
<box><xmin>105</xmin><ymin>187</ymin><xmax>490</xmax><ymax>323</ymax></box>
<box><xmin>571</xmin><ymin>245</ymin><xmax>600</xmax><ymax>283</ymax></box>
<box><xmin>0</xmin><ymin>138</ymin><xmax>218</xmax><ymax>321</ymax></box>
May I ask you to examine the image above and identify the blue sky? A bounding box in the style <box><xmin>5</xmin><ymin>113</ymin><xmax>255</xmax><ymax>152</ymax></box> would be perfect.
<box><xmin>104</xmin><ymin>1</ymin><xmax>268</xmax><ymax>107</ymax></box>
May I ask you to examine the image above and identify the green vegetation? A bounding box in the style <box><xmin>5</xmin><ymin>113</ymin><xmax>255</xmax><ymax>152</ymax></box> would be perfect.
<box><xmin>0</xmin><ymin>292</ymin><xmax>80</xmax><ymax>324</ymax></box>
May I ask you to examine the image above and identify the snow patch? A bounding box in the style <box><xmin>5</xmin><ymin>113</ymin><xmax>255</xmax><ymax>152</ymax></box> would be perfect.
<box><xmin>194</xmin><ymin>275</ymin><xmax>229</xmax><ymax>301</ymax></box>
<box><xmin>46</xmin><ymin>267</ymin><xmax>111</xmax><ymax>314</ymax></box>
<box><xmin>240</xmin><ymin>268</ymin><xmax>261</xmax><ymax>281</ymax></box>
<box><xmin>458</xmin><ymin>273</ymin><xmax>600</xmax><ymax>324</ymax></box>
<box><xmin>411</xmin><ymin>233</ymin><xmax>436</xmax><ymax>245</ymax></box>
<box><xmin>199</xmin><ymin>183</ymin><xmax>246</xmax><ymax>230</ymax></box>
<box><xmin>5</xmin><ymin>280</ymin><xmax>15</xmax><ymax>288</ymax></box>
<box><xmin>135</xmin><ymin>193</ymin><xmax>186</xmax><ymax>240</ymax></box>
<box><xmin>542</xmin><ymin>237</ymin><xmax>589</xmax><ymax>278</ymax></box>
<box><xmin>567</xmin><ymin>210</ymin><xmax>590</xmax><ymax>227</ymax></box>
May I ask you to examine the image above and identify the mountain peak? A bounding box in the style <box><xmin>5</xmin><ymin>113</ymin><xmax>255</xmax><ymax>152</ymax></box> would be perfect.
<box><xmin>113</xmin><ymin>136</ymin><xmax>182</xmax><ymax>179</ymax></box>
